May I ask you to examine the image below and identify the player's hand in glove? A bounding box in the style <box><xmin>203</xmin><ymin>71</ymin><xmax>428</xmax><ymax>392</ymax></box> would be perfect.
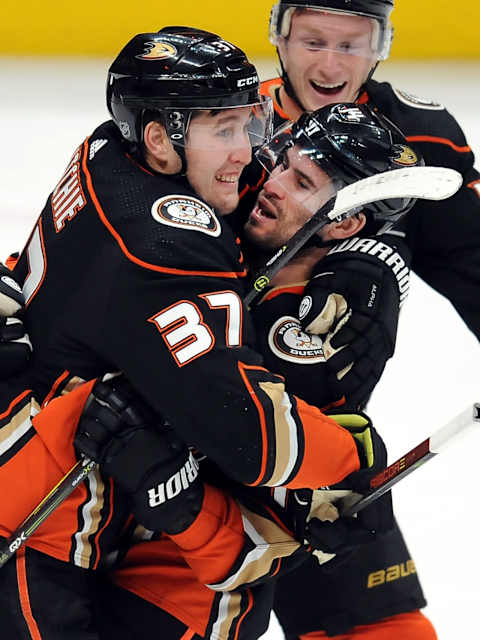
<box><xmin>298</xmin><ymin>235</ymin><xmax>410</xmax><ymax>410</ymax></box>
<box><xmin>0</xmin><ymin>262</ymin><xmax>32</xmax><ymax>378</ymax></box>
<box><xmin>292</xmin><ymin>413</ymin><xmax>393</xmax><ymax>563</ymax></box>
<box><xmin>75</xmin><ymin>375</ymin><xmax>203</xmax><ymax>534</ymax></box>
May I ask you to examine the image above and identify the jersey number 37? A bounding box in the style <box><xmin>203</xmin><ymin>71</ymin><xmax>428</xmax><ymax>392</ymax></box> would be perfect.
<box><xmin>149</xmin><ymin>291</ymin><xmax>243</xmax><ymax>367</ymax></box>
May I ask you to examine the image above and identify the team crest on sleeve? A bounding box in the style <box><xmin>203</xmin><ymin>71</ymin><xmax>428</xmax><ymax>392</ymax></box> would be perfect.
<box><xmin>268</xmin><ymin>316</ymin><xmax>326</xmax><ymax>364</ymax></box>
<box><xmin>393</xmin><ymin>88</ymin><xmax>444</xmax><ymax>111</ymax></box>
<box><xmin>151</xmin><ymin>195</ymin><xmax>221</xmax><ymax>237</ymax></box>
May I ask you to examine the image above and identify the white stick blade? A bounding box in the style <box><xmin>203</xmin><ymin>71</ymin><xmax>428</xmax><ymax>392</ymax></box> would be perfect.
<box><xmin>330</xmin><ymin>166</ymin><xmax>462</xmax><ymax>220</ymax></box>
<box><xmin>430</xmin><ymin>403</ymin><xmax>480</xmax><ymax>453</ymax></box>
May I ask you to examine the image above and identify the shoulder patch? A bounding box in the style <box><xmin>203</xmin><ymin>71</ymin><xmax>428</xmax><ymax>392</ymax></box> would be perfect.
<box><xmin>268</xmin><ymin>316</ymin><xmax>326</xmax><ymax>365</ymax></box>
<box><xmin>393</xmin><ymin>88</ymin><xmax>444</xmax><ymax>111</ymax></box>
<box><xmin>151</xmin><ymin>195</ymin><xmax>221</xmax><ymax>237</ymax></box>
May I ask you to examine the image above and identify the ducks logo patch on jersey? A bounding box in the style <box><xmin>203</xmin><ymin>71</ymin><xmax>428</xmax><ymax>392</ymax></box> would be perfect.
<box><xmin>393</xmin><ymin>88</ymin><xmax>444</xmax><ymax>111</ymax></box>
<box><xmin>268</xmin><ymin>316</ymin><xmax>326</xmax><ymax>364</ymax></box>
<box><xmin>151</xmin><ymin>195</ymin><xmax>221</xmax><ymax>237</ymax></box>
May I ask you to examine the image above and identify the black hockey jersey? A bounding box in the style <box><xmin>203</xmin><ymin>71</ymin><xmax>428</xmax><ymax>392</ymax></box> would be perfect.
<box><xmin>13</xmin><ymin>120</ymin><xmax>360</xmax><ymax>493</ymax></box>
<box><xmin>3</xmin><ymin>120</ymin><xmax>364</xmax><ymax>639</ymax></box>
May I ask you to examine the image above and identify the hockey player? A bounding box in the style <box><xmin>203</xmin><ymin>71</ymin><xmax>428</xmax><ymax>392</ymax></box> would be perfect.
<box><xmin>261</xmin><ymin>0</ymin><xmax>480</xmax><ymax>358</ymax></box>
<box><xmin>245</xmin><ymin>103</ymin><xmax>437</xmax><ymax>639</ymax></box>
<box><xmin>244</xmin><ymin>103</ymin><xmax>414</xmax><ymax>413</ymax></box>
<box><xmin>0</xmin><ymin>28</ymin><xmax>390</xmax><ymax>639</ymax></box>
<box><xmin>241</xmin><ymin>0</ymin><xmax>474</xmax><ymax>637</ymax></box>
<box><xmin>67</xmin><ymin>104</ymin><xmax>422</xmax><ymax>639</ymax></box>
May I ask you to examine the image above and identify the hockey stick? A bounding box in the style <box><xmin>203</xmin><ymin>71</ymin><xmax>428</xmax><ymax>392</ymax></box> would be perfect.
<box><xmin>341</xmin><ymin>403</ymin><xmax>480</xmax><ymax>517</ymax></box>
<box><xmin>245</xmin><ymin>165</ymin><xmax>462</xmax><ymax>306</ymax></box>
<box><xmin>0</xmin><ymin>165</ymin><xmax>462</xmax><ymax>566</ymax></box>
<box><xmin>0</xmin><ymin>457</ymin><xmax>96</xmax><ymax>567</ymax></box>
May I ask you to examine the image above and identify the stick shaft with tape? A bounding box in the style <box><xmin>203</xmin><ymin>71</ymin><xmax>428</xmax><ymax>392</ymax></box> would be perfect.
<box><xmin>0</xmin><ymin>458</ymin><xmax>96</xmax><ymax>568</ymax></box>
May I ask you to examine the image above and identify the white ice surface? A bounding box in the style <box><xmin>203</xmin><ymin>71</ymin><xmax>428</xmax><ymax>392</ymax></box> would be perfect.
<box><xmin>1</xmin><ymin>57</ymin><xmax>479</xmax><ymax>638</ymax></box>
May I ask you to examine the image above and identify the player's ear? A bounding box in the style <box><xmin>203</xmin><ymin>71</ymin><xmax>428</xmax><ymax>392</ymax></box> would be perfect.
<box><xmin>328</xmin><ymin>213</ymin><xmax>366</xmax><ymax>240</ymax></box>
<box><xmin>144</xmin><ymin>121</ymin><xmax>182</xmax><ymax>174</ymax></box>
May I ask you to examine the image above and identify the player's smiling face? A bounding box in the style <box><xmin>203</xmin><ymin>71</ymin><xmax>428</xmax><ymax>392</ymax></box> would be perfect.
<box><xmin>185</xmin><ymin>107</ymin><xmax>253</xmax><ymax>216</ymax></box>
<box><xmin>278</xmin><ymin>10</ymin><xmax>377</xmax><ymax>111</ymax></box>
<box><xmin>244</xmin><ymin>145</ymin><xmax>335</xmax><ymax>250</ymax></box>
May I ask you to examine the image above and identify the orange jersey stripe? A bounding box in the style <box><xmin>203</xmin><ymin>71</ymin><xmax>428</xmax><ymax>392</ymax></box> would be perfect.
<box><xmin>16</xmin><ymin>548</ymin><xmax>42</xmax><ymax>640</ymax></box>
<box><xmin>271</xmin><ymin>557</ymin><xmax>282</xmax><ymax>577</ymax></box>
<box><xmin>357</xmin><ymin>90</ymin><xmax>369</xmax><ymax>104</ymax></box>
<box><xmin>239</xmin><ymin>167</ymin><xmax>267</xmax><ymax>199</ymax></box>
<box><xmin>5</xmin><ymin>254</ymin><xmax>19</xmax><ymax>270</ymax></box>
<box><xmin>261</xmin><ymin>502</ymin><xmax>294</xmax><ymax>537</ymax></box>
<box><xmin>320</xmin><ymin>396</ymin><xmax>347</xmax><ymax>412</ymax></box>
<box><xmin>233</xmin><ymin>588</ymin><xmax>254</xmax><ymax>640</ymax></box>
<box><xmin>406</xmin><ymin>135</ymin><xmax>471</xmax><ymax>153</ymax></box>
<box><xmin>237</xmin><ymin>362</ymin><xmax>271</xmax><ymax>486</ymax></box>
<box><xmin>0</xmin><ymin>389</ymin><xmax>33</xmax><ymax>421</ymax></box>
<box><xmin>260</xmin><ymin>284</ymin><xmax>306</xmax><ymax>303</ymax></box>
<box><xmin>41</xmin><ymin>370</ymin><xmax>71</xmax><ymax>408</ymax></box>
<box><xmin>125</xmin><ymin>152</ymin><xmax>155</xmax><ymax>176</ymax></box>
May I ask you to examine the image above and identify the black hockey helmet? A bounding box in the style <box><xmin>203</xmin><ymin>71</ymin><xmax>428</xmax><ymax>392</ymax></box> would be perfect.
<box><xmin>256</xmin><ymin>102</ymin><xmax>422</xmax><ymax>233</ymax></box>
<box><xmin>107</xmin><ymin>26</ymin><xmax>272</xmax><ymax>148</ymax></box>
<box><xmin>269</xmin><ymin>0</ymin><xmax>394</xmax><ymax>60</ymax></box>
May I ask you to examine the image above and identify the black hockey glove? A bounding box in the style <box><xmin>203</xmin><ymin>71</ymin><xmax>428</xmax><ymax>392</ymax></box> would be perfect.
<box><xmin>75</xmin><ymin>375</ymin><xmax>204</xmax><ymax>534</ymax></box>
<box><xmin>0</xmin><ymin>263</ymin><xmax>31</xmax><ymax>378</ymax></box>
<box><xmin>299</xmin><ymin>235</ymin><xmax>411</xmax><ymax>410</ymax></box>
<box><xmin>292</xmin><ymin>413</ymin><xmax>393</xmax><ymax>562</ymax></box>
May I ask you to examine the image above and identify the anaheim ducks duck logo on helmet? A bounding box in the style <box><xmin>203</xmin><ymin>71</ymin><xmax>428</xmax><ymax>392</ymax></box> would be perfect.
<box><xmin>136</xmin><ymin>40</ymin><xmax>177</xmax><ymax>60</ymax></box>
<box><xmin>391</xmin><ymin>144</ymin><xmax>418</xmax><ymax>166</ymax></box>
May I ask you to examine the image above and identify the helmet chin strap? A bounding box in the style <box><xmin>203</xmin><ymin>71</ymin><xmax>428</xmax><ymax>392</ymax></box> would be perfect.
<box><xmin>358</xmin><ymin>60</ymin><xmax>380</xmax><ymax>96</ymax></box>
<box><xmin>171</xmin><ymin>145</ymin><xmax>188</xmax><ymax>176</ymax></box>
<box><xmin>278</xmin><ymin>49</ymin><xmax>309</xmax><ymax>113</ymax></box>
<box><xmin>304</xmin><ymin>234</ymin><xmax>337</xmax><ymax>249</ymax></box>
<box><xmin>133</xmin><ymin>137</ymin><xmax>187</xmax><ymax>178</ymax></box>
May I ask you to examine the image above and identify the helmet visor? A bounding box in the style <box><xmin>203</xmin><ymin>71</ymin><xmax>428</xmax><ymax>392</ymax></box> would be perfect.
<box><xmin>271</xmin><ymin>5</ymin><xmax>392</xmax><ymax>60</ymax></box>
<box><xmin>163</xmin><ymin>97</ymin><xmax>274</xmax><ymax>152</ymax></box>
